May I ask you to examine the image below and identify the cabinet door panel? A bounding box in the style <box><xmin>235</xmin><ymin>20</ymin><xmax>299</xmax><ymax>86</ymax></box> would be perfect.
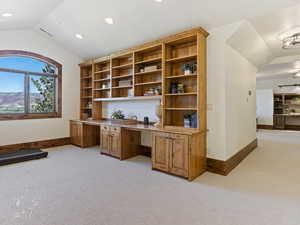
<box><xmin>152</xmin><ymin>132</ymin><xmax>170</xmax><ymax>172</ymax></box>
<box><xmin>100</xmin><ymin>130</ymin><xmax>110</xmax><ymax>154</ymax></box>
<box><xmin>110</xmin><ymin>131</ymin><xmax>121</xmax><ymax>158</ymax></box>
<box><xmin>70</xmin><ymin>122</ymin><xmax>83</xmax><ymax>146</ymax></box>
<box><xmin>169</xmin><ymin>134</ymin><xmax>189</xmax><ymax>177</ymax></box>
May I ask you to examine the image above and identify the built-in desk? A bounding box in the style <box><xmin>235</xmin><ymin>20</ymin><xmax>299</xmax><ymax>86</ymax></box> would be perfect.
<box><xmin>70</xmin><ymin>120</ymin><xmax>206</xmax><ymax>181</ymax></box>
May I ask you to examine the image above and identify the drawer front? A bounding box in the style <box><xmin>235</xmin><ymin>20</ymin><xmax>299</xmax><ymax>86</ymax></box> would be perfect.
<box><xmin>101</xmin><ymin>125</ymin><xmax>110</xmax><ymax>131</ymax></box>
<box><xmin>110</xmin><ymin>126</ymin><xmax>121</xmax><ymax>133</ymax></box>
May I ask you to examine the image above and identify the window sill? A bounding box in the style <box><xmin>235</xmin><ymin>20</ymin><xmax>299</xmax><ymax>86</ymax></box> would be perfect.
<box><xmin>0</xmin><ymin>113</ymin><xmax>62</xmax><ymax>121</ymax></box>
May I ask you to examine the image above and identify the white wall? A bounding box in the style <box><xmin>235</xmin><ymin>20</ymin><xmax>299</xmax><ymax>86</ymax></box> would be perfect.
<box><xmin>0</xmin><ymin>29</ymin><xmax>81</xmax><ymax>146</ymax></box>
<box><xmin>256</xmin><ymin>89</ymin><xmax>273</xmax><ymax>125</ymax></box>
<box><xmin>225</xmin><ymin>45</ymin><xmax>257</xmax><ymax>159</ymax></box>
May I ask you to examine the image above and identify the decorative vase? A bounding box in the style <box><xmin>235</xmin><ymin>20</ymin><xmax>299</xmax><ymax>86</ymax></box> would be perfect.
<box><xmin>154</xmin><ymin>103</ymin><xmax>162</xmax><ymax>128</ymax></box>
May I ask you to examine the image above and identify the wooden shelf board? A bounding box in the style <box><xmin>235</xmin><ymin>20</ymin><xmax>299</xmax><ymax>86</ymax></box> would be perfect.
<box><xmin>166</xmin><ymin>54</ymin><xmax>197</xmax><ymax>63</ymax></box>
<box><xmin>135</xmin><ymin>70</ymin><xmax>162</xmax><ymax>76</ymax></box>
<box><xmin>94</xmin><ymin>78</ymin><xmax>110</xmax><ymax>82</ymax></box>
<box><xmin>94</xmin><ymin>88</ymin><xmax>110</xmax><ymax>91</ymax></box>
<box><xmin>165</xmin><ymin>108</ymin><xmax>197</xmax><ymax>111</ymax></box>
<box><xmin>112</xmin><ymin>63</ymin><xmax>133</xmax><ymax>70</ymax></box>
<box><xmin>166</xmin><ymin>74</ymin><xmax>197</xmax><ymax>79</ymax></box>
<box><xmin>112</xmin><ymin>85</ymin><xmax>133</xmax><ymax>89</ymax></box>
<box><xmin>112</xmin><ymin>75</ymin><xmax>132</xmax><ymax>79</ymax></box>
<box><xmin>135</xmin><ymin>57</ymin><xmax>162</xmax><ymax>65</ymax></box>
<box><xmin>81</xmin><ymin>76</ymin><xmax>92</xmax><ymax>79</ymax></box>
<box><xmin>165</xmin><ymin>92</ymin><xmax>197</xmax><ymax>96</ymax></box>
<box><xmin>82</xmin><ymin>87</ymin><xmax>93</xmax><ymax>89</ymax></box>
<box><xmin>81</xmin><ymin>96</ymin><xmax>93</xmax><ymax>99</ymax></box>
<box><xmin>94</xmin><ymin>95</ymin><xmax>162</xmax><ymax>102</ymax></box>
<box><xmin>94</xmin><ymin>69</ymin><xmax>110</xmax><ymax>74</ymax></box>
<box><xmin>135</xmin><ymin>81</ymin><xmax>162</xmax><ymax>86</ymax></box>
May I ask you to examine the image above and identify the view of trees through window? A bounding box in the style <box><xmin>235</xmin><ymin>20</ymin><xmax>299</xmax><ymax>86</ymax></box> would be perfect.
<box><xmin>0</xmin><ymin>56</ymin><xmax>57</xmax><ymax>114</ymax></box>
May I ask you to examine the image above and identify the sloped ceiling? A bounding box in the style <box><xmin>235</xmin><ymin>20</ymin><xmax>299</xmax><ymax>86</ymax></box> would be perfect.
<box><xmin>227</xmin><ymin>21</ymin><xmax>273</xmax><ymax>69</ymax></box>
<box><xmin>1</xmin><ymin>0</ymin><xmax>300</xmax><ymax>61</ymax></box>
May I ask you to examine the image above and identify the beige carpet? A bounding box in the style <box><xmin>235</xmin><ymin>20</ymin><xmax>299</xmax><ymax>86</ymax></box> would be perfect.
<box><xmin>0</xmin><ymin>130</ymin><xmax>299</xmax><ymax>225</ymax></box>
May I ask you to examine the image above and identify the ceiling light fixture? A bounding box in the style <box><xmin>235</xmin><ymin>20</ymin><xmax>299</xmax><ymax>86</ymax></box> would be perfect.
<box><xmin>282</xmin><ymin>33</ymin><xmax>300</xmax><ymax>49</ymax></box>
<box><xmin>105</xmin><ymin>18</ymin><xmax>114</xmax><ymax>25</ymax></box>
<box><xmin>75</xmin><ymin>34</ymin><xmax>83</xmax><ymax>39</ymax></box>
<box><xmin>294</xmin><ymin>71</ymin><xmax>300</xmax><ymax>78</ymax></box>
<box><xmin>154</xmin><ymin>0</ymin><xmax>163</xmax><ymax>2</ymax></box>
<box><xmin>1</xmin><ymin>12</ymin><xmax>13</xmax><ymax>17</ymax></box>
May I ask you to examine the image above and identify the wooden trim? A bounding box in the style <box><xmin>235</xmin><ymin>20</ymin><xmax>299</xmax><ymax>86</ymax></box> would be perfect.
<box><xmin>0</xmin><ymin>137</ymin><xmax>70</xmax><ymax>153</ymax></box>
<box><xmin>0</xmin><ymin>50</ymin><xmax>62</xmax><ymax>121</ymax></box>
<box><xmin>207</xmin><ymin>139</ymin><xmax>258</xmax><ymax>176</ymax></box>
<box><xmin>257</xmin><ymin>124</ymin><xmax>273</xmax><ymax>130</ymax></box>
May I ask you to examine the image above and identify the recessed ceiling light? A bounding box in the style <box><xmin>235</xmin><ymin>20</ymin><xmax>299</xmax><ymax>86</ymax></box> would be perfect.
<box><xmin>75</xmin><ymin>34</ymin><xmax>83</xmax><ymax>39</ymax></box>
<box><xmin>294</xmin><ymin>71</ymin><xmax>300</xmax><ymax>78</ymax></box>
<box><xmin>105</xmin><ymin>17</ymin><xmax>114</xmax><ymax>25</ymax></box>
<box><xmin>154</xmin><ymin>0</ymin><xmax>163</xmax><ymax>2</ymax></box>
<box><xmin>2</xmin><ymin>12</ymin><xmax>13</xmax><ymax>17</ymax></box>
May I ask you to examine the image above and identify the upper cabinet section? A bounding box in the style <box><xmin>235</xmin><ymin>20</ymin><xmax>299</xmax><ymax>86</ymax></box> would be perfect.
<box><xmin>79</xmin><ymin>27</ymin><xmax>208</xmax><ymax>131</ymax></box>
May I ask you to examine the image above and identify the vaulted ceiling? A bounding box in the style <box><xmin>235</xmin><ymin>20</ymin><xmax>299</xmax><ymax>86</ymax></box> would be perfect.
<box><xmin>1</xmin><ymin>0</ymin><xmax>300</xmax><ymax>62</ymax></box>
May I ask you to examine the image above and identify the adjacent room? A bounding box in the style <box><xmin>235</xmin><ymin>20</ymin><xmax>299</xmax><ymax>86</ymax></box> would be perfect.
<box><xmin>1</xmin><ymin>1</ymin><xmax>300</xmax><ymax>225</ymax></box>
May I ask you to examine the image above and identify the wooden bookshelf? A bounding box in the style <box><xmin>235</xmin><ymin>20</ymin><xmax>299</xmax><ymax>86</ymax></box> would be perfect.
<box><xmin>79</xmin><ymin>61</ymin><xmax>93</xmax><ymax>120</ymax></box>
<box><xmin>79</xmin><ymin>28</ymin><xmax>208</xmax><ymax>131</ymax></box>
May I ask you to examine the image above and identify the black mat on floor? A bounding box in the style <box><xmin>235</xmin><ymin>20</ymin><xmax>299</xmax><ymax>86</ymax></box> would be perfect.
<box><xmin>0</xmin><ymin>149</ymin><xmax>48</xmax><ymax>166</ymax></box>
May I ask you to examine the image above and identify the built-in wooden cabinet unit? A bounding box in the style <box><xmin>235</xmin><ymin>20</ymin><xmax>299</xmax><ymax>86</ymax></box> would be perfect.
<box><xmin>152</xmin><ymin>131</ymin><xmax>206</xmax><ymax>180</ymax></box>
<box><xmin>100</xmin><ymin>125</ymin><xmax>121</xmax><ymax>158</ymax></box>
<box><xmin>74</xmin><ymin>27</ymin><xmax>209</xmax><ymax>180</ymax></box>
<box><xmin>70</xmin><ymin>121</ymin><xmax>99</xmax><ymax>147</ymax></box>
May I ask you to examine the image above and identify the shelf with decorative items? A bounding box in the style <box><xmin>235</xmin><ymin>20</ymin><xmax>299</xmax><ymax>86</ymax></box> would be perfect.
<box><xmin>134</xmin><ymin>44</ymin><xmax>163</xmax><ymax>97</ymax></box>
<box><xmin>111</xmin><ymin>53</ymin><xmax>134</xmax><ymax>98</ymax></box>
<box><xmin>162</xmin><ymin>33</ymin><xmax>205</xmax><ymax>130</ymax></box>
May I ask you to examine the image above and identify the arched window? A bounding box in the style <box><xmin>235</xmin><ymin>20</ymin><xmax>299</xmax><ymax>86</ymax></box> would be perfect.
<box><xmin>0</xmin><ymin>50</ymin><xmax>62</xmax><ymax>120</ymax></box>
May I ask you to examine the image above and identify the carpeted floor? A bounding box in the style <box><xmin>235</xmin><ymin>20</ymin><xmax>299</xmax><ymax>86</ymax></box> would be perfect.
<box><xmin>0</xmin><ymin>130</ymin><xmax>300</xmax><ymax>225</ymax></box>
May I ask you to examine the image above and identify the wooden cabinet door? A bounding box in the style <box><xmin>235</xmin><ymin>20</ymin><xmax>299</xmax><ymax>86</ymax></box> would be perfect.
<box><xmin>169</xmin><ymin>134</ymin><xmax>189</xmax><ymax>177</ymax></box>
<box><xmin>110</xmin><ymin>131</ymin><xmax>121</xmax><ymax>158</ymax></box>
<box><xmin>152</xmin><ymin>132</ymin><xmax>170</xmax><ymax>172</ymax></box>
<box><xmin>100</xmin><ymin>128</ymin><xmax>110</xmax><ymax>155</ymax></box>
<box><xmin>70</xmin><ymin>121</ymin><xmax>83</xmax><ymax>146</ymax></box>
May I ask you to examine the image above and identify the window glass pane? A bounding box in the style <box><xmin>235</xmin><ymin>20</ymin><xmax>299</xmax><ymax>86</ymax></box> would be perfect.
<box><xmin>0</xmin><ymin>71</ymin><xmax>25</xmax><ymax>114</ymax></box>
<box><xmin>30</xmin><ymin>75</ymin><xmax>56</xmax><ymax>113</ymax></box>
<box><xmin>0</xmin><ymin>56</ymin><xmax>56</xmax><ymax>74</ymax></box>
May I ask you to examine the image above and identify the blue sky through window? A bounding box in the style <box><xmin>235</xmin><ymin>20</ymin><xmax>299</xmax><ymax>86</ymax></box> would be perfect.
<box><xmin>0</xmin><ymin>56</ymin><xmax>55</xmax><ymax>93</ymax></box>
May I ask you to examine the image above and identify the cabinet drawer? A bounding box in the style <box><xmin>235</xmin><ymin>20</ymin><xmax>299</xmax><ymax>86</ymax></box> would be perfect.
<box><xmin>111</xmin><ymin>126</ymin><xmax>121</xmax><ymax>133</ymax></box>
<box><xmin>101</xmin><ymin>125</ymin><xmax>110</xmax><ymax>131</ymax></box>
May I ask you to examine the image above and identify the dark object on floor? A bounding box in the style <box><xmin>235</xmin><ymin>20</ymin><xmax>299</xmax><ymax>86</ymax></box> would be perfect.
<box><xmin>0</xmin><ymin>149</ymin><xmax>48</xmax><ymax>166</ymax></box>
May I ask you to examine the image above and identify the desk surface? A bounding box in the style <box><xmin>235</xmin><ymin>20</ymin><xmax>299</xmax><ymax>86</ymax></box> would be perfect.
<box><xmin>71</xmin><ymin>119</ymin><xmax>203</xmax><ymax>135</ymax></box>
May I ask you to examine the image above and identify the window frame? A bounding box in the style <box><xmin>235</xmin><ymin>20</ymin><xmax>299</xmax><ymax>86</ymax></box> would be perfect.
<box><xmin>0</xmin><ymin>50</ymin><xmax>62</xmax><ymax>121</ymax></box>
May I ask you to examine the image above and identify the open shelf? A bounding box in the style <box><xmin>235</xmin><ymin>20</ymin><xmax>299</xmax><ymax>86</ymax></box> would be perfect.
<box><xmin>94</xmin><ymin>78</ymin><xmax>110</xmax><ymax>82</ymax></box>
<box><xmin>166</xmin><ymin>54</ymin><xmax>197</xmax><ymax>63</ymax></box>
<box><xmin>166</xmin><ymin>74</ymin><xmax>197</xmax><ymax>79</ymax></box>
<box><xmin>94</xmin><ymin>95</ymin><xmax>162</xmax><ymax>102</ymax></box>
<box><xmin>112</xmin><ymin>63</ymin><xmax>133</xmax><ymax>70</ymax></box>
<box><xmin>95</xmin><ymin>69</ymin><xmax>110</xmax><ymax>74</ymax></box>
<box><xmin>135</xmin><ymin>70</ymin><xmax>162</xmax><ymax>76</ymax></box>
<box><xmin>165</xmin><ymin>108</ymin><xmax>197</xmax><ymax>111</ymax></box>
<box><xmin>135</xmin><ymin>57</ymin><xmax>162</xmax><ymax>65</ymax></box>
<box><xmin>135</xmin><ymin>81</ymin><xmax>162</xmax><ymax>86</ymax></box>
<box><xmin>112</xmin><ymin>86</ymin><xmax>133</xmax><ymax>89</ymax></box>
<box><xmin>112</xmin><ymin>75</ymin><xmax>132</xmax><ymax>79</ymax></box>
<box><xmin>165</xmin><ymin>92</ymin><xmax>197</xmax><ymax>96</ymax></box>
